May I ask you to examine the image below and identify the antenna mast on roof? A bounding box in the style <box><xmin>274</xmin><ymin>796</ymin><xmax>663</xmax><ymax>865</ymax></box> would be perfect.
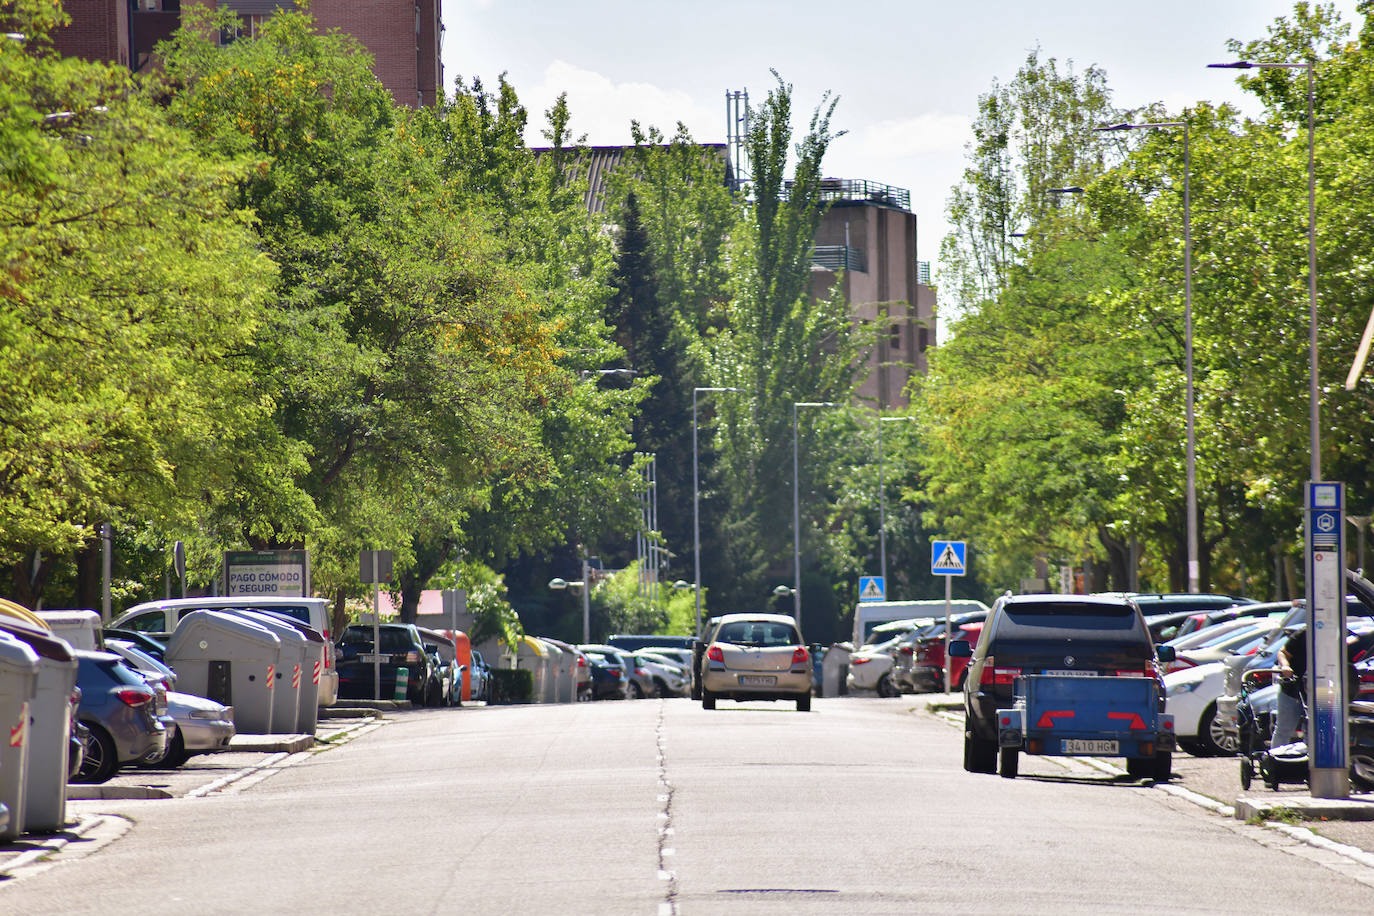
<box><xmin>726</xmin><ymin>89</ymin><xmax>750</xmax><ymax>193</ymax></box>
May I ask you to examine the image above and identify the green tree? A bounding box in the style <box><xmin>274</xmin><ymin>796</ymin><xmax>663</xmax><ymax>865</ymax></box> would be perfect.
<box><xmin>0</xmin><ymin>0</ymin><xmax>279</xmax><ymax>604</ymax></box>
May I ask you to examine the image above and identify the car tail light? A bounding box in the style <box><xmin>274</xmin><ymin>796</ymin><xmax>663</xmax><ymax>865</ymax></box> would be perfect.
<box><xmin>406</xmin><ymin>650</ymin><xmax>421</xmax><ymax>663</ymax></box>
<box><xmin>608</xmin><ymin>667</ymin><xmax>623</xmax><ymax>678</ymax></box>
<box><xmin>324</xmin><ymin>629</ymin><xmax>332</xmax><ymax>667</ymax></box>
<box><xmin>707</xmin><ymin>646</ymin><xmax>724</xmax><ymax>663</ymax></box>
<box><xmin>979</xmin><ymin>658</ymin><xmax>1020</xmax><ymax>686</ymax></box>
<box><xmin>791</xmin><ymin>647</ymin><xmax>809</xmax><ymax>665</ymax></box>
<box><xmin>578</xmin><ymin>657</ymin><xmax>587</xmax><ymax>668</ymax></box>
<box><xmin>898</xmin><ymin>646</ymin><xmax>913</xmax><ymax>657</ymax></box>
<box><xmin>1359</xmin><ymin>671</ymin><xmax>1374</xmax><ymax>698</ymax></box>
<box><xmin>116</xmin><ymin>687</ymin><xmax>154</xmax><ymax>708</ymax></box>
<box><xmin>635</xmin><ymin>667</ymin><xmax>648</xmax><ymax>677</ymax></box>
<box><xmin>1115</xmin><ymin>669</ymin><xmax>1147</xmax><ymax>677</ymax></box>
<box><xmin>851</xmin><ymin>656</ymin><xmax>872</xmax><ymax>666</ymax></box>
<box><xmin>1163</xmin><ymin>659</ymin><xmax>1196</xmax><ymax>674</ymax></box>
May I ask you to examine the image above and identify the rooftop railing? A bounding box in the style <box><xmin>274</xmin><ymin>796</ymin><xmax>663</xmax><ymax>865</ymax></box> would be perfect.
<box><xmin>811</xmin><ymin>245</ymin><xmax>868</xmax><ymax>273</ymax></box>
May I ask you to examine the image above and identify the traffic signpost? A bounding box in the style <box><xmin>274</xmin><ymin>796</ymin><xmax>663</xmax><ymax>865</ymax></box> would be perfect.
<box><xmin>859</xmin><ymin>576</ymin><xmax>885</xmax><ymax>602</ymax></box>
<box><xmin>361</xmin><ymin>550</ymin><xmax>394</xmax><ymax>701</ymax></box>
<box><xmin>932</xmin><ymin>540</ymin><xmax>967</xmax><ymax>693</ymax></box>
<box><xmin>1307</xmin><ymin>483</ymin><xmax>1349</xmax><ymax>798</ymax></box>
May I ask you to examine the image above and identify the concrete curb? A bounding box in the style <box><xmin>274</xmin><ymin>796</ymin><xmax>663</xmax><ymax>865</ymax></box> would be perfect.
<box><xmin>1234</xmin><ymin>795</ymin><xmax>1374</xmax><ymax>823</ymax></box>
<box><xmin>228</xmin><ymin>733</ymin><xmax>315</xmax><ymax>753</ymax></box>
<box><xmin>318</xmin><ymin>707</ymin><xmax>382</xmax><ymax>720</ymax></box>
<box><xmin>0</xmin><ymin>813</ymin><xmax>132</xmax><ymax>879</ymax></box>
<box><xmin>66</xmin><ymin>785</ymin><xmax>172</xmax><ymax>801</ymax></box>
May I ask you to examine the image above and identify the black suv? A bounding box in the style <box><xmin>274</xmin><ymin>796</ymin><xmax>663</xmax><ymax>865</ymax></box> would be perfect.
<box><xmin>336</xmin><ymin>624</ymin><xmax>439</xmax><ymax>705</ymax></box>
<box><xmin>959</xmin><ymin>594</ymin><xmax>1164</xmax><ymax>774</ymax></box>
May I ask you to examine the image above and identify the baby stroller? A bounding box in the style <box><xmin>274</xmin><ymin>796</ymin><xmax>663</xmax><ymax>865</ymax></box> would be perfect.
<box><xmin>1238</xmin><ymin>670</ymin><xmax>1308</xmax><ymax>791</ymax></box>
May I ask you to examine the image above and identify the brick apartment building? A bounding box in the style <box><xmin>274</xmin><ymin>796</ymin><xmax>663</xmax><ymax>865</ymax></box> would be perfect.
<box><xmin>561</xmin><ymin>146</ymin><xmax>936</xmax><ymax>410</ymax></box>
<box><xmin>52</xmin><ymin>0</ymin><xmax>443</xmax><ymax>108</ymax></box>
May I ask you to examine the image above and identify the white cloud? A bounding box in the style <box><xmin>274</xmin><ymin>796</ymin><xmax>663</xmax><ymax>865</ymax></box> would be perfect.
<box><xmin>524</xmin><ymin>60</ymin><xmax>719</xmax><ymax>146</ymax></box>
<box><xmin>856</xmin><ymin>113</ymin><xmax>973</xmax><ymax>158</ymax></box>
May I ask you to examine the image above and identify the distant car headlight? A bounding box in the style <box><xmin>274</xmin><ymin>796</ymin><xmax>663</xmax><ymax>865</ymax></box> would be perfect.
<box><xmin>1167</xmin><ymin>680</ymin><xmax>1203</xmax><ymax>696</ymax></box>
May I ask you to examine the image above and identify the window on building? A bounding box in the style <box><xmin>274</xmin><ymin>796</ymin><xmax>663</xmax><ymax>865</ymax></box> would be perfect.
<box><xmin>917</xmin><ymin>327</ymin><xmax>929</xmax><ymax>353</ymax></box>
<box><xmin>890</xmin><ymin>324</ymin><xmax>902</xmax><ymax>351</ymax></box>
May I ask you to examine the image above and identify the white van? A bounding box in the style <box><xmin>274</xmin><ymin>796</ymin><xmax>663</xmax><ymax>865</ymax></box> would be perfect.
<box><xmin>110</xmin><ymin>597</ymin><xmax>338</xmax><ymax>706</ymax></box>
<box><xmin>851</xmin><ymin>599</ymin><xmax>990</xmax><ymax>649</ymax></box>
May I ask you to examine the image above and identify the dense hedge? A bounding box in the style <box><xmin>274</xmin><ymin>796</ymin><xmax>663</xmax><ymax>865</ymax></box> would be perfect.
<box><xmin>490</xmin><ymin>668</ymin><xmax>534</xmax><ymax>704</ymax></box>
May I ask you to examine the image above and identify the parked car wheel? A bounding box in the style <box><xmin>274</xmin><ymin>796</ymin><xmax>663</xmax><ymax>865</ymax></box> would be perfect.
<box><xmin>1197</xmin><ymin>703</ymin><xmax>1236</xmax><ymax>757</ymax></box>
<box><xmin>653</xmin><ymin>678</ymin><xmax>670</xmax><ymax>698</ymax></box>
<box><xmin>628</xmin><ymin>681</ymin><xmax>644</xmax><ymax>700</ymax></box>
<box><xmin>999</xmin><ymin>747</ymin><xmax>1018</xmax><ymax>779</ymax></box>
<box><xmin>161</xmin><ymin>729</ymin><xmax>189</xmax><ymax>769</ymax></box>
<box><xmin>75</xmin><ymin>723</ymin><xmax>118</xmax><ymax>784</ymax></box>
<box><xmin>425</xmin><ymin>680</ymin><xmax>443</xmax><ymax>708</ymax></box>
<box><xmin>797</xmin><ymin>692</ymin><xmax>811</xmax><ymax>712</ymax></box>
<box><xmin>963</xmin><ymin>732</ymin><xmax>996</xmax><ymax>774</ymax></box>
<box><xmin>702</xmin><ymin>689</ymin><xmax>716</xmax><ymax>710</ymax></box>
<box><xmin>876</xmin><ymin>674</ymin><xmax>899</xmax><ymax>698</ymax></box>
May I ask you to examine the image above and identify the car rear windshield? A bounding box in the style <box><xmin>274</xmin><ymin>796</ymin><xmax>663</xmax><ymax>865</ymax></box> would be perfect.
<box><xmin>341</xmin><ymin>626</ymin><xmax>417</xmax><ymax>653</ymax></box>
<box><xmin>715</xmin><ymin>621</ymin><xmax>800</xmax><ymax>647</ymax></box>
<box><xmin>996</xmin><ymin>602</ymin><xmax>1145</xmax><ymax>642</ymax></box>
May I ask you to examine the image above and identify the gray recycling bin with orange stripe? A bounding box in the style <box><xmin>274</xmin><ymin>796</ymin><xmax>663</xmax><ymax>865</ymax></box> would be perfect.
<box><xmin>0</xmin><ymin>633</ymin><xmax>39</xmax><ymax>840</ymax></box>
<box><xmin>0</xmin><ymin>623</ymin><xmax>78</xmax><ymax>833</ymax></box>
<box><xmin>166</xmin><ymin>611</ymin><xmax>281</xmax><ymax>734</ymax></box>
<box><xmin>241</xmin><ymin>611</ymin><xmax>319</xmax><ymax>734</ymax></box>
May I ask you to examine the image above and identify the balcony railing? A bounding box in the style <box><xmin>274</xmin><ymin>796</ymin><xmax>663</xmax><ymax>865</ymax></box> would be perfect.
<box><xmin>781</xmin><ymin>178</ymin><xmax>912</xmax><ymax>211</ymax></box>
<box><xmin>917</xmin><ymin>260</ymin><xmax>930</xmax><ymax>285</ymax></box>
<box><xmin>811</xmin><ymin>246</ymin><xmax>868</xmax><ymax>273</ymax></box>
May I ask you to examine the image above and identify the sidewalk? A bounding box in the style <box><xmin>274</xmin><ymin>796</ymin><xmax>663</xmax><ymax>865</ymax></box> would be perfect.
<box><xmin>0</xmin><ymin>710</ymin><xmax>386</xmax><ymax>880</ymax></box>
<box><xmin>912</xmin><ymin>691</ymin><xmax>1374</xmax><ymax>858</ymax></box>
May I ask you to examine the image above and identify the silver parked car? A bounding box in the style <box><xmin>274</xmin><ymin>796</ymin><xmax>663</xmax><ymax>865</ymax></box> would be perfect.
<box><xmin>699</xmin><ymin>613</ymin><xmax>815</xmax><ymax>711</ymax></box>
<box><xmin>106</xmin><ymin>639</ymin><xmax>236</xmax><ymax>768</ymax></box>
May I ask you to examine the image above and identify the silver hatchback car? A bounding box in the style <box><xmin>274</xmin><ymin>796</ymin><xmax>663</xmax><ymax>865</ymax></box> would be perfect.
<box><xmin>700</xmin><ymin>613</ymin><xmax>814</xmax><ymax>711</ymax></box>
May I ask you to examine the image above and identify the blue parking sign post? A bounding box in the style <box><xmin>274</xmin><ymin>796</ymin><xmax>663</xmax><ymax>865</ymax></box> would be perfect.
<box><xmin>932</xmin><ymin>540</ymin><xmax>967</xmax><ymax>693</ymax></box>
<box><xmin>1307</xmin><ymin>482</ymin><xmax>1349</xmax><ymax>798</ymax></box>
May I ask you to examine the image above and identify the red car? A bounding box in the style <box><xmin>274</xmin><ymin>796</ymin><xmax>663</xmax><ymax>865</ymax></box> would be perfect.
<box><xmin>911</xmin><ymin>622</ymin><xmax>983</xmax><ymax>692</ymax></box>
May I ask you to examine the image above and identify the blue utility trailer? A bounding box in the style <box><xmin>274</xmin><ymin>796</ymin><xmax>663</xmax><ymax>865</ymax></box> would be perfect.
<box><xmin>995</xmin><ymin>675</ymin><xmax>1175</xmax><ymax>780</ymax></box>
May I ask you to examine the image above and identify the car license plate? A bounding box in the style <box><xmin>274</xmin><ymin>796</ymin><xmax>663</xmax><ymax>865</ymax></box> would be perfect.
<box><xmin>1042</xmin><ymin>669</ymin><xmax>1098</xmax><ymax>677</ymax></box>
<box><xmin>360</xmin><ymin>654</ymin><xmax>387</xmax><ymax>663</ymax></box>
<box><xmin>1062</xmin><ymin>739</ymin><xmax>1118</xmax><ymax>754</ymax></box>
<box><xmin>738</xmin><ymin>675</ymin><xmax>776</xmax><ymax>686</ymax></box>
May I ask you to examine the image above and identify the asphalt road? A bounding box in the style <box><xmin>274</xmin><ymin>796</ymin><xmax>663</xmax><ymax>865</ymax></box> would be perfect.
<box><xmin>6</xmin><ymin>698</ymin><xmax>1374</xmax><ymax>914</ymax></box>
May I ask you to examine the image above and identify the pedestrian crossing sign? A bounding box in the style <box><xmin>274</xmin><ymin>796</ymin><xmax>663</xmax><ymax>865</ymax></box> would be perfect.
<box><xmin>931</xmin><ymin>540</ymin><xmax>967</xmax><ymax>576</ymax></box>
<box><xmin>859</xmin><ymin>576</ymin><xmax>885</xmax><ymax>602</ymax></box>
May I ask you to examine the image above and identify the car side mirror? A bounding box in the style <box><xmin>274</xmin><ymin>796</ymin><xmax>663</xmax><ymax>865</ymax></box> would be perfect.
<box><xmin>948</xmin><ymin>640</ymin><xmax>972</xmax><ymax>659</ymax></box>
<box><xmin>1156</xmin><ymin>645</ymin><xmax>1176</xmax><ymax>663</ymax></box>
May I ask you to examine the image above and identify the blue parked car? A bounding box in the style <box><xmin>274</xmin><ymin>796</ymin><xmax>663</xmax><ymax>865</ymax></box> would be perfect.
<box><xmin>72</xmin><ymin>651</ymin><xmax>169</xmax><ymax>783</ymax></box>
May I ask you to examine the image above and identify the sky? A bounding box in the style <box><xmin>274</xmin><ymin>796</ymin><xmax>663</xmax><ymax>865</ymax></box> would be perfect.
<box><xmin>441</xmin><ymin>1</ymin><xmax>1364</xmax><ymax>281</ymax></box>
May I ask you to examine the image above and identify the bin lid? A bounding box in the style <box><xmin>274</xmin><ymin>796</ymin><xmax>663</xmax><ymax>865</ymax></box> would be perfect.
<box><xmin>0</xmin><ymin>632</ymin><xmax>40</xmax><ymax>673</ymax></box>
<box><xmin>240</xmin><ymin>610</ymin><xmax>324</xmax><ymax>644</ymax></box>
<box><xmin>0</xmin><ymin>598</ymin><xmax>49</xmax><ymax>632</ymax></box>
<box><xmin>234</xmin><ymin>611</ymin><xmax>308</xmax><ymax>646</ymax></box>
<box><xmin>515</xmin><ymin>636</ymin><xmax>547</xmax><ymax>658</ymax></box>
<box><xmin>167</xmin><ymin>610</ymin><xmax>281</xmax><ymax>655</ymax></box>
<box><xmin>34</xmin><ymin>610</ymin><xmax>102</xmax><ymax>650</ymax></box>
<box><xmin>0</xmin><ymin>621</ymin><xmax>77</xmax><ymax>663</ymax></box>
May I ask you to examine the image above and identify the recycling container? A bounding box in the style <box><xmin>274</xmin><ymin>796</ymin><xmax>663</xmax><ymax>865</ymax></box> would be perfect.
<box><xmin>0</xmin><ymin>632</ymin><xmax>39</xmax><ymax>839</ymax></box>
<box><xmin>166</xmin><ymin>611</ymin><xmax>281</xmax><ymax>734</ymax></box>
<box><xmin>35</xmin><ymin>610</ymin><xmax>102</xmax><ymax>651</ymax></box>
<box><xmin>0</xmin><ymin>623</ymin><xmax>78</xmax><ymax>832</ymax></box>
<box><xmin>242</xmin><ymin>612</ymin><xmax>321</xmax><ymax>734</ymax></box>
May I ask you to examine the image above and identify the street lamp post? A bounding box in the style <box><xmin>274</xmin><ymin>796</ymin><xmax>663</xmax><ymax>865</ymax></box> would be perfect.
<box><xmin>1094</xmin><ymin>117</ymin><xmax>1198</xmax><ymax>593</ymax></box>
<box><xmin>548</xmin><ymin>556</ymin><xmax>592</xmax><ymax>643</ymax></box>
<box><xmin>693</xmin><ymin>387</ymin><xmax>743</xmax><ymax>637</ymax></box>
<box><xmin>877</xmin><ymin>415</ymin><xmax>917</xmax><ymax>587</ymax></box>
<box><xmin>792</xmin><ymin>402</ymin><xmax>839</xmax><ymax>620</ymax></box>
<box><xmin>1211</xmin><ymin>57</ymin><xmax>1338</xmax><ymax>798</ymax></box>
